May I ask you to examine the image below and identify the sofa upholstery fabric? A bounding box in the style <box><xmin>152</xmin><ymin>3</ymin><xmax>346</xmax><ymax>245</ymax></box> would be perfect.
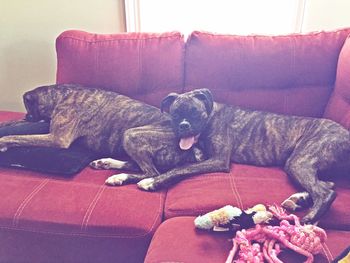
<box><xmin>324</xmin><ymin>34</ymin><xmax>350</xmax><ymax>128</ymax></box>
<box><xmin>144</xmin><ymin>217</ymin><xmax>350</xmax><ymax>263</ymax></box>
<box><xmin>56</xmin><ymin>30</ymin><xmax>185</xmax><ymax>106</ymax></box>
<box><xmin>185</xmin><ymin>30</ymin><xmax>350</xmax><ymax>116</ymax></box>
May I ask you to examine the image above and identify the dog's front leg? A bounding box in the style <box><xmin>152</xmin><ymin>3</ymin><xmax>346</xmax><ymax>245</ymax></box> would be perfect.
<box><xmin>137</xmin><ymin>131</ymin><xmax>233</xmax><ymax>191</ymax></box>
<box><xmin>0</xmin><ymin>119</ymin><xmax>26</xmax><ymax>130</ymax></box>
<box><xmin>137</xmin><ymin>157</ymin><xmax>231</xmax><ymax>191</ymax></box>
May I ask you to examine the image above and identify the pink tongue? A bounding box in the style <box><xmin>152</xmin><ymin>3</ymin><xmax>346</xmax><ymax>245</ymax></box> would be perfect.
<box><xmin>179</xmin><ymin>136</ymin><xmax>195</xmax><ymax>150</ymax></box>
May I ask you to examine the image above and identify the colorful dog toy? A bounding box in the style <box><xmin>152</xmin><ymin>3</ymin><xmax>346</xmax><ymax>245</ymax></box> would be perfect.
<box><xmin>194</xmin><ymin>204</ymin><xmax>273</xmax><ymax>232</ymax></box>
<box><xmin>225</xmin><ymin>205</ymin><xmax>326</xmax><ymax>263</ymax></box>
<box><xmin>194</xmin><ymin>204</ymin><xmax>327</xmax><ymax>263</ymax></box>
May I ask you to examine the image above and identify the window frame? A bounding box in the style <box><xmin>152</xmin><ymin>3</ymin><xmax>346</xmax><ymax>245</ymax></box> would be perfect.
<box><xmin>124</xmin><ymin>0</ymin><xmax>307</xmax><ymax>35</ymax></box>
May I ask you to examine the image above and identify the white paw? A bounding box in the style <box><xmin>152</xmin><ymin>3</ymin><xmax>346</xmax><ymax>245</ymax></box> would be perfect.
<box><xmin>90</xmin><ymin>158</ymin><xmax>126</xmax><ymax>170</ymax></box>
<box><xmin>137</xmin><ymin>178</ymin><xmax>156</xmax><ymax>191</ymax></box>
<box><xmin>281</xmin><ymin>199</ymin><xmax>299</xmax><ymax>211</ymax></box>
<box><xmin>0</xmin><ymin>146</ymin><xmax>8</xmax><ymax>152</ymax></box>
<box><xmin>105</xmin><ymin>173</ymin><xmax>129</xmax><ymax>186</ymax></box>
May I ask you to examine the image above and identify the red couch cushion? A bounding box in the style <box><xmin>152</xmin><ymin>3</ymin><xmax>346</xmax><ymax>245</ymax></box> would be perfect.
<box><xmin>324</xmin><ymin>34</ymin><xmax>350</xmax><ymax>128</ymax></box>
<box><xmin>185</xmin><ymin>29</ymin><xmax>350</xmax><ymax>117</ymax></box>
<box><xmin>0</xmin><ymin>168</ymin><xmax>165</xmax><ymax>263</ymax></box>
<box><xmin>164</xmin><ymin>164</ymin><xmax>350</xmax><ymax>231</ymax></box>
<box><xmin>144</xmin><ymin>216</ymin><xmax>350</xmax><ymax>263</ymax></box>
<box><xmin>164</xmin><ymin>165</ymin><xmax>296</xmax><ymax>219</ymax></box>
<box><xmin>0</xmin><ymin>111</ymin><xmax>25</xmax><ymax>122</ymax></box>
<box><xmin>56</xmin><ymin>30</ymin><xmax>185</xmax><ymax>107</ymax></box>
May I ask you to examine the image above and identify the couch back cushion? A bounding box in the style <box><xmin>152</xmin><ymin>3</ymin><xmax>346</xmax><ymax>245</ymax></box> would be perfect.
<box><xmin>185</xmin><ymin>29</ymin><xmax>350</xmax><ymax>117</ymax></box>
<box><xmin>324</xmin><ymin>35</ymin><xmax>350</xmax><ymax>128</ymax></box>
<box><xmin>56</xmin><ymin>30</ymin><xmax>185</xmax><ymax>106</ymax></box>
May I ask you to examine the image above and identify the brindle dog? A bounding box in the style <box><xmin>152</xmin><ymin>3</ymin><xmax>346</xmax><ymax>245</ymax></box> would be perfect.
<box><xmin>0</xmin><ymin>84</ymin><xmax>203</xmax><ymax>185</ymax></box>
<box><xmin>136</xmin><ymin>88</ymin><xmax>350</xmax><ymax>223</ymax></box>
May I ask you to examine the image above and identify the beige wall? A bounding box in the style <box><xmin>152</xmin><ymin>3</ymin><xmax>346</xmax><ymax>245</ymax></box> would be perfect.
<box><xmin>0</xmin><ymin>0</ymin><xmax>125</xmax><ymax>111</ymax></box>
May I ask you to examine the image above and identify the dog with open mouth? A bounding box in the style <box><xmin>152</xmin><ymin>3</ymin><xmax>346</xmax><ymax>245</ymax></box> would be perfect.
<box><xmin>138</xmin><ymin>88</ymin><xmax>350</xmax><ymax>223</ymax></box>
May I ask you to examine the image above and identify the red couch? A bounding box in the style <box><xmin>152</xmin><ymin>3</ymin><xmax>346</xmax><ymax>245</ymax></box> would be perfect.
<box><xmin>1</xmin><ymin>29</ymin><xmax>350</xmax><ymax>263</ymax></box>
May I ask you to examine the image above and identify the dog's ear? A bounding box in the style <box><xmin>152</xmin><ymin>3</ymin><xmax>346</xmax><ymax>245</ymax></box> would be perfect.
<box><xmin>193</xmin><ymin>89</ymin><xmax>214</xmax><ymax>114</ymax></box>
<box><xmin>23</xmin><ymin>93</ymin><xmax>33</xmax><ymax>103</ymax></box>
<box><xmin>23</xmin><ymin>91</ymin><xmax>36</xmax><ymax>108</ymax></box>
<box><xmin>161</xmin><ymin>92</ymin><xmax>178</xmax><ymax>113</ymax></box>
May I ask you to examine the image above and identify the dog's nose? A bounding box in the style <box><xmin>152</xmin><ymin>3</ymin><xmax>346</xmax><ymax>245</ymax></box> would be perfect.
<box><xmin>179</xmin><ymin>121</ymin><xmax>191</xmax><ymax>131</ymax></box>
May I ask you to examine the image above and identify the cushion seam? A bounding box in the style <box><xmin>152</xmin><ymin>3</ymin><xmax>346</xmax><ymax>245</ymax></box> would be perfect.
<box><xmin>322</xmin><ymin>243</ymin><xmax>334</xmax><ymax>262</ymax></box>
<box><xmin>228</xmin><ymin>169</ymin><xmax>244</xmax><ymax>209</ymax></box>
<box><xmin>57</xmin><ymin>34</ymin><xmax>183</xmax><ymax>44</ymax></box>
<box><xmin>12</xmin><ymin>179</ymin><xmax>50</xmax><ymax>228</ymax></box>
<box><xmin>0</xmin><ymin>225</ymin><xmax>154</xmax><ymax>239</ymax></box>
<box><xmin>80</xmin><ymin>185</ymin><xmax>106</xmax><ymax>232</ymax></box>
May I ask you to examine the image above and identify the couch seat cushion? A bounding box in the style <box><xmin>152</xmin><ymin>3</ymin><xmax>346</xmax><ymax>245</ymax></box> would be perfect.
<box><xmin>0</xmin><ymin>110</ymin><xmax>165</xmax><ymax>262</ymax></box>
<box><xmin>144</xmin><ymin>216</ymin><xmax>350</xmax><ymax>263</ymax></box>
<box><xmin>0</xmin><ymin>168</ymin><xmax>165</xmax><ymax>263</ymax></box>
<box><xmin>0</xmin><ymin>111</ymin><xmax>25</xmax><ymax>121</ymax></box>
<box><xmin>164</xmin><ymin>164</ymin><xmax>350</xmax><ymax>230</ymax></box>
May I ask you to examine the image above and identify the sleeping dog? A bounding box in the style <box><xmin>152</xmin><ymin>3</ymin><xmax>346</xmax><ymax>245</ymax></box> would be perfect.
<box><xmin>0</xmin><ymin>84</ymin><xmax>204</xmax><ymax>186</ymax></box>
<box><xmin>137</xmin><ymin>88</ymin><xmax>350</xmax><ymax>223</ymax></box>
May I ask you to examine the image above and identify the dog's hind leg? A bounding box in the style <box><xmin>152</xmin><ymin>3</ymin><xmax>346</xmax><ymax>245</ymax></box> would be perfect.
<box><xmin>284</xmin><ymin>147</ymin><xmax>338</xmax><ymax>223</ymax></box>
<box><xmin>0</xmin><ymin>134</ymin><xmax>52</xmax><ymax>151</ymax></box>
<box><xmin>0</xmin><ymin>113</ymin><xmax>84</xmax><ymax>151</ymax></box>
<box><xmin>90</xmin><ymin>158</ymin><xmax>140</xmax><ymax>172</ymax></box>
<box><xmin>0</xmin><ymin>119</ymin><xmax>26</xmax><ymax>129</ymax></box>
<box><xmin>0</xmin><ymin>133</ymin><xmax>71</xmax><ymax>152</ymax></box>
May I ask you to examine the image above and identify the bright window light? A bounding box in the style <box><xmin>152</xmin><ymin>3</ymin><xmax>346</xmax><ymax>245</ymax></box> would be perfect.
<box><xmin>125</xmin><ymin>0</ymin><xmax>306</xmax><ymax>36</ymax></box>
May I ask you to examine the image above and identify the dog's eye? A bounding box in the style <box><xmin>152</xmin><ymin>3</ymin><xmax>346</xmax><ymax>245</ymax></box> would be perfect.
<box><xmin>191</xmin><ymin>110</ymin><xmax>202</xmax><ymax>119</ymax></box>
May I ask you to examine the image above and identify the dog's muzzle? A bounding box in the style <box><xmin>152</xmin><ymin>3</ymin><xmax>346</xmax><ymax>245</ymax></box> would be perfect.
<box><xmin>179</xmin><ymin>120</ymin><xmax>191</xmax><ymax>132</ymax></box>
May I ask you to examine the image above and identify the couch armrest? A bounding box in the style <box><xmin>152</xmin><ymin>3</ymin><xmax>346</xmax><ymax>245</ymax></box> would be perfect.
<box><xmin>324</xmin><ymin>34</ymin><xmax>350</xmax><ymax>129</ymax></box>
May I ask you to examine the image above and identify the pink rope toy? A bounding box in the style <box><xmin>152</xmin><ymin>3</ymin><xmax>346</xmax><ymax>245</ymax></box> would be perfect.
<box><xmin>225</xmin><ymin>205</ymin><xmax>327</xmax><ymax>263</ymax></box>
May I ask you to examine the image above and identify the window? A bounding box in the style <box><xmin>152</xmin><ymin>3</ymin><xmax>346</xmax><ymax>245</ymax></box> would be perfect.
<box><xmin>125</xmin><ymin>0</ymin><xmax>306</xmax><ymax>36</ymax></box>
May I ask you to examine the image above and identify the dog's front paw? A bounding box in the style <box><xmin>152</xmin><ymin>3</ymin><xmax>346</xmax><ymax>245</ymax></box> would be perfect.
<box><xmin>137</xmin><ymin>178</ymin><xmax>157</xmax><ymax>191</ymax></box>
<box><xmin>105</xmin><ymin>173</ymin><xmax>129</xmax><ymax>186</ymax></box>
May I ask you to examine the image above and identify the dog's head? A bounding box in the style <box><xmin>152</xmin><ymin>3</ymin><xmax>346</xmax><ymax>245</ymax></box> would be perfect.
<box><xmin>23</xmin><ymin>86</ymin><xmax>55</xmax><ymax>122</ymax></box>
<box><xmin>161</xmin><ymin>88</ymin><xmax>214</xmax><ymax>150</ymax></box>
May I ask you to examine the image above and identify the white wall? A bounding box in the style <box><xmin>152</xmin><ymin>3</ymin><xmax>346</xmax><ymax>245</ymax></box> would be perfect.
<box><xmin>0</xmin><ymin>0</ymin><xmax>125</xmax><ymax>111</ymax></box>
<box><xmin>302</xmin><ymin>0</ymin><xmax>350</xmax><ymax>32</ymax></box>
